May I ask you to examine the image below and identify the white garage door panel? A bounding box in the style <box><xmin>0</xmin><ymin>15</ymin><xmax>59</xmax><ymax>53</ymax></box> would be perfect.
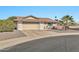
<box><xmin>22</xmin><ymin>24</ymin><xmax>40</xmax><ymax>30</ymax></box>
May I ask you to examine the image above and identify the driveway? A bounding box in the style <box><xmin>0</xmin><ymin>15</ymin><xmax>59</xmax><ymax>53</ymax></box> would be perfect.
<box><xmin>1</xmin><ymin>35</ymin><xmax>79</xmax><ymax>52</ymax></box>
<box><xmin>0</xmin><ymin>30</ymin><xmax>26</xmax><ymax>41</ymax></box>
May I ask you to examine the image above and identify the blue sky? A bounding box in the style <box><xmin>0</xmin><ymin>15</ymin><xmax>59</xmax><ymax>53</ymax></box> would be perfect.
<box><xmin>0</xmin><ymin>6</ymin><xmax>79</xmax><ymax>22</ymax></box>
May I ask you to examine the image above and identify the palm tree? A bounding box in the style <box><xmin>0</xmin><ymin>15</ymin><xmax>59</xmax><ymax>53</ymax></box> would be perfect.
<box><xmin>61</xmin><ymin>15</ymin><xmax>75</xmax><ymax>30</ymax></box>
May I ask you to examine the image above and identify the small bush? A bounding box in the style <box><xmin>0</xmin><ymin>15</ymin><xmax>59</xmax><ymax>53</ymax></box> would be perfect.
<box><xmin>0</xmin><ymin>20</ymin><xmax>15</xmax><ymax>32</ymax></box>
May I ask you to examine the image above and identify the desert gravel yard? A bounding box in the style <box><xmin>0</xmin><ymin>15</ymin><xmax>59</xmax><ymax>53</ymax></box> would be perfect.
<box><xmin>0</xmin><ymin>30</ymin><xmax>26</xmax><ymax>41</ymax></box>
<box><xmin>0</xmin><ymin>30</ymin><xmax>78</xmax><ymax>41</ymax></box>
<box><xmin>0</xmin><ymin>30</ymin><xmax>56</xmax><ymax>41</ymax></box>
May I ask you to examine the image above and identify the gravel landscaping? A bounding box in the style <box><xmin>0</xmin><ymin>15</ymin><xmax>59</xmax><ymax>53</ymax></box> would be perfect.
<box><xmin>0</xmin><ymin>30</ymin><xmax>79</xmax><ymax>41</ymax></box>
<box><xmin>0</xmin><ymin>30</ymin><xmax>26</xmax><ymax>41</ymax></box>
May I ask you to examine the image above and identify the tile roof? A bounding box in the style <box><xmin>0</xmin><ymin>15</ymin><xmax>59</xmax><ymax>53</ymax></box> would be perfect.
<box><xmin>14</xmin><ymin>16</ymin><xmax>57</xmax><ymax>23</ymax></box>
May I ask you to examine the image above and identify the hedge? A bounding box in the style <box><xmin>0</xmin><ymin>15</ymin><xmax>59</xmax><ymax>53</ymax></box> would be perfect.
<box><xmin>0</xmin><ymin>20</ymin><xmax>15</xmax><ymax>32</ymax></box>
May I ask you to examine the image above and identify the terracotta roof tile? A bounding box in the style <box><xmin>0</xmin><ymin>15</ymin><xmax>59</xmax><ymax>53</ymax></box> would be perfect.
<box><xmin>14</xmin><ymin>16</ymin><xmax>57</xmax><ymax>23</ymax></box>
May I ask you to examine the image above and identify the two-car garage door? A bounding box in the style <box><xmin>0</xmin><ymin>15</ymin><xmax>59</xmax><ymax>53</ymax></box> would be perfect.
<box><xmin>21</xmin><ymin>23</ymin><xmax>40</xmax><ymax>30</ymax></box>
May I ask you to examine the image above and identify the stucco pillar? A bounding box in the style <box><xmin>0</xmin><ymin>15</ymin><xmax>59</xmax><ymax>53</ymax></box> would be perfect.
<box><xmin>39</xmin><ymin>23</ymin><xmax>44</xmax><ymax>30</ymax></box>
<box><xmin>17</xmin><ymin>23</ymin><xmax>23</xmax><ymax>30</ymax></box>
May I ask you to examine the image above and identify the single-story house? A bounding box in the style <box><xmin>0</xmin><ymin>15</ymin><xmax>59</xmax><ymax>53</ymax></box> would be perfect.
<box><xmin>14</xmin><ymin>16</ymin><xmax>58</xmax><ymax>30</ymax></box>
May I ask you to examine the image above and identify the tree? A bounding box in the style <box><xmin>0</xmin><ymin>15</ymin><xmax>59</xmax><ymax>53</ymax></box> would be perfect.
<box><xmin>0</xmin><ymin>19</ymin><xmax>15</xmax><ymax>32</ymax></box>
<box><xmin>58</xmin><ymin>20</ymin><xmax>64</xmax><ymax>26</ymax></box>
<box><xmin>0</xmin><ymin>20</ymin><xmax>4</xmax><ymax>32</ymax></box>
<box><xmin>61</xmin><ymin>15</ymin><xmax>75</xmax><ymax>26</ymax></box>
<box><xmin>5</xmin><ymin>20</ymin><xmax>16</xmax><ymax>31</ymax></box>
<box><xmin>61</xmin><ymin>15</ymin><xmax>75</xmax><ymax>30</ymax></box>
<box><xmin>55</xmin><ymin>16</ymin><xmax>58</xmax><ymax>21</ymax></box>
<box><xmin>7</xmin><ymin>16</ymin><xmax>16</xmax><ymax>20</ymax></box>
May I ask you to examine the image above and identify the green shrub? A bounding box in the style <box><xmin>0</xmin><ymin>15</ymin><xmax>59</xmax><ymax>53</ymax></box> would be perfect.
<box><xmin>0</xmin><ymin>20</ymin><xmax>15</xmax><ymax>32</ymax></box>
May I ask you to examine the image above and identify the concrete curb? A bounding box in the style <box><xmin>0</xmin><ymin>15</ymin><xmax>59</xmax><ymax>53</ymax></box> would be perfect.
<box><xmin>0</xmin><ymin>32</ymin><xmax>79</xmax><ymax>50</ymax></box>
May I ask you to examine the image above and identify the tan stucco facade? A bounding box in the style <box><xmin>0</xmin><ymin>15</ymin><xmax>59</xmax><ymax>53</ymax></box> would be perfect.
<box><xmin>15</xmin><ymin>16</ymin><xmax>57</xmax><ymax>30</ymax></box>
<box><xmin>17</xmin><ymin>23</ymin><xmax>50</xmax><ymax>30</ymax></box>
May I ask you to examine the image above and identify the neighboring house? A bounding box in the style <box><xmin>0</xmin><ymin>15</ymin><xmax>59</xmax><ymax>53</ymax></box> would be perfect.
<box><xmin>69</xmin><ymin>25</ymin><xmax>79</xmax><ymax>30</ymax></box>
<box><xmin>14</xmin><ymin>16</ymin><xmax>58</xmax><ymax>30</ymax></box>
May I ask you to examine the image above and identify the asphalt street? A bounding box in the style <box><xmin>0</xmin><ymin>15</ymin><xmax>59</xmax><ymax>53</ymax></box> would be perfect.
<box><xmin>1</xmin><ymin>35</ymin><xmax>79</xmax><ymax>52</ymax></box>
